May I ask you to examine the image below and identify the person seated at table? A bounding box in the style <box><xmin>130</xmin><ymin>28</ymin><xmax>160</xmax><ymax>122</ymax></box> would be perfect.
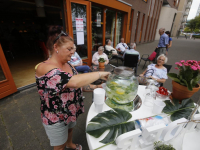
<box><xmin>116</xmin><ymin>38</ymin><xmax>129</xmax><ymax>54</ymax></box>
<box><xmin>105</xmin><ymin>39</ymin><xmax>123</xmax><ymax>61</ymax></box>
<box><xmin>122</xmin><ymin>43</ymin><xmax>140</xmax><ymax>62</ymax></box>
<box><xmin>92</xmin><ymin>46</ymin><xmax>109</xmax><ymax>65</ymax></box>
<box><xmin>139</xmin><ymin>54</ymin><xmax>168</xmax><ymax>86</ymax></box>
<box><xmin>69</xmin><ymin>44</ymin><xmax>90</xmax><ymax>73</ymax></box>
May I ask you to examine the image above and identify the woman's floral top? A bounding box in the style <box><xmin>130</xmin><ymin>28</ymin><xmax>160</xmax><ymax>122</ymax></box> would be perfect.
<box><xmin>35</xmin><ymin>63</ymin><xmax>84</xmax><ymax>125</ymax></box>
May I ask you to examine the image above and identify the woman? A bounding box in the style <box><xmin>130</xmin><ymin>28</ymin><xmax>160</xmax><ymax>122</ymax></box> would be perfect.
<box><xmin>92</xmin><ymin>46</ymin><xmax>109</xmax><ymax>65</ymax></box>
<box><xmin>35</xmin><ymin>26</ymin><xmax>110</xmax><ymax>150</ymax></box>
<box><xmin>139</xmin><ymin>54</ymin><xmax>168</xmax><ymax>86</ymax></box>
<box><xmin>68</xmin><ymin>44</ymin><xmax>90</xmax><ymax>73</ymax></box>
<box><xmin>105</xmin><ymin>39</ymin><xmax>118</xmax><ymax>55</ymax></box>
<box><xmin>165</xmin><ymin>31</ymin><xmax>172</xmax><ymax>55</ymax></box>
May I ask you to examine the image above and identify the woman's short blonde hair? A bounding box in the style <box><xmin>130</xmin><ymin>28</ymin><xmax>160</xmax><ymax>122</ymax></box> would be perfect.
<box><xmin>157</xmin><ymin>54</ymin><xmax>168</xmax><ymax>64</ymax></box>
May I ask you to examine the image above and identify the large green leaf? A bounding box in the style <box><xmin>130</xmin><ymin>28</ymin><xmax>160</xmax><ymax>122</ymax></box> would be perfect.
<box><xmin>162</xmin><ymin>98</ymin><xmax>195</xmax><ymax>121</ymax></box>
<box><xmin>86</xmin><ymin>108</ymin><xmax>135</xmax><ymax>144</ymax></box>
<box><xmin>167</xmin><ymin>73</ymin><xmax>181</xmax><ymax>84</ymax></box>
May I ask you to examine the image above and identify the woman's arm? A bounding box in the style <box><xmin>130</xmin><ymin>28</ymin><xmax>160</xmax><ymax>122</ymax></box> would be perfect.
<box><xmin>139</xmin><ymin>69</ymin><xmax>147</xmax><ymax>76</ymax></box>
<box><xmin>168</xmin><ymin>41</ymin><xmax>172</xmax><ymax>48</ymax></box>
<box><xmin>66</xmin><ymin>72</ymin><xmax>110</xmax><ymax>88</ymax></box>
<box><xmin>148</xmin><ymin>76</ymin><xmax>166</xmax><ymax>83</ymax></box>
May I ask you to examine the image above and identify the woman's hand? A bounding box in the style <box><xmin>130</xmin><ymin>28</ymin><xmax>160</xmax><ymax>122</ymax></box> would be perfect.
<box><xmin>139</xmin><ymin>74</ymin><xmax>144</xmax><ymax>77</ymax></box>
<box><xmin>99</xmin><ymin>72</ymin><xmax>111</xmax><ymax>80</ymax></box>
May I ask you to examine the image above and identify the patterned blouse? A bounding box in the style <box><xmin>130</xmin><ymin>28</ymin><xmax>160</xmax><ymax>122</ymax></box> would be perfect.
<box><xmin>35</xmin><ymin>63</ymin><xmax>84</xmax><ymax>125</ymax></box>
<box><xmin>145</xmin><ymin>64</ymin><xmax>168</xmax><ymax>85</ymax></box>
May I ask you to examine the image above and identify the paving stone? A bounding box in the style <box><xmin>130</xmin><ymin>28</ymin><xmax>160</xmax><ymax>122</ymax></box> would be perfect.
<box><xmin>10</xmin><ymin>128</ymin><xmax>35</xmax><ymax>150</ymax></box>
<box><xmin>26</xmin><ymin>139</ymin><xmax>43</xmax><ymax>150</ymax></box>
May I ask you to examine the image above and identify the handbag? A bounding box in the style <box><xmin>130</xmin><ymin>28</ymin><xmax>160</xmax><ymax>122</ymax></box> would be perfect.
<box><xmin>148</xmin><ymin>51</ymin><xmax>157</xmax><ymax>61</ymax></box>
<box><xmin>138</xmin><ymin>69</ymin><xmax>154</xmax><ymax>85</ymax></box>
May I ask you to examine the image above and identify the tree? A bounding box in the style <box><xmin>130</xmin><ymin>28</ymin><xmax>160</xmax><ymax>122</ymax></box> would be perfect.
<box><xmin>184</xmin><ymin>27</ymin><xmax>190</xmax><ymax>33</ymax></box>
<box><xmin>187</xmin><ymin>19</ymin><xmax>197</xmax><ymax>31</ymax></box>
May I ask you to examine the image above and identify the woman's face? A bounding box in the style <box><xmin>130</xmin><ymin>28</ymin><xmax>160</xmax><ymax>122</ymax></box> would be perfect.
<box><xmin>157</xmin><ymin>56</ymin><xmax>165</xmax><ymax>66</ymax></box>
<box><xmin>98</xmin><ymin>48</ymin><xmax>103</xmax><ymax>55</ymax></box>
<box><xmin>56</xmin><ymin>41</ymin><xmax>74</xmax><ymax>62</ymax></box>
<box><xmin>108</xmin><ymin>40</ymin><xmax>112</xmax><ymax>45</ymax></box>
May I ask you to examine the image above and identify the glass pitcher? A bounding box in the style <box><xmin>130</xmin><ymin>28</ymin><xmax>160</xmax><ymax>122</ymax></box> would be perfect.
<box><xmin>105</xmin><ymin>66</ymin><xmax>139</xmax><ymax>104</ymax></box>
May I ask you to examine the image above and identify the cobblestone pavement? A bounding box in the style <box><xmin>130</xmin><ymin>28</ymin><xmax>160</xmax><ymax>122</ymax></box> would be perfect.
<box><xmin>0</xmin><ymin>37</ymin><xmax>200</xmax><ymax>150</ymax></box>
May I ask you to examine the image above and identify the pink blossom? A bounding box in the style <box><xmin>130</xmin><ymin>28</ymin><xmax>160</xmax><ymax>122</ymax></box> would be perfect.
<box><xmin>69</xmin><ymin>92</ymin><xmax>74</xmax><ymax>100</ymax></box>
<box><xmin>64</xmin><ymin>114</ymin><xmax>68</xmax><ymax>118</ymax></box>
<box><xmin>52</xmin><ymin>101</ymin><xmax>55</xmax><ymax>105</ymax></box>
<box><xmin>178</xmin><ymin>63</ymin><xmax>182</xmax><ymax>66</ymax></box>
<box><xmin>191</xmin><ymin>66</ymin><xmax>197</xmax><ymax>70</ymax></box>
<box><xmin>175</xmin><ymin>62</ymin><xmax>179</xmax><ymax>65</ymax></box>
<box><xmin>61</xmin><ymin>93</ymin><xmax>69</xmax><ymax>103</ymax></box>
<box><xmin>59</xmin><ymin>114</ymin><xmax>64</xmax><ymax>120</ymax></box>
<box><xmin>50</xmin><ymin>75</ymin><xmax>61</xmax><ymax>84</ymax></box>
<box><xmin>184</xmin><ymin>63</ymin><xmax>189</xmax><ymax>66</ymax></box>
<box><xmin>69</xmin><ymin>104</ymin><xmax>76</xmax><ymax>115</ymax></box>
<box><xmin>47</xmin><ymin>80</ymin><xmax>56</xmax><ymax>88</ymax></box>
<box><xmin>175</xmin><ymin>67</ymin><xmax>178</xmax><ymax>70</ymax></box>
<box><xmin>50</xmin><ymin>113</ymin><xmax>59</xmax><ymax>123</ymax></box>
<box><xmin>44</xmin><ymin>111</ymin><xmax>50</xmax><ymax>119</ymax></box>
<box><xmin>198</xmin><ymin>61</ymin><xmax>200</xmax><ymax>65</ymax></box>
<box><xmin>38</xmin><ymin>90</ymin><xmax>44</xmax><ymax>96</ymax></box>
<box><xmin>54</xmin><ymin>105</ymin><xmax>58</xmax><ymax>109</ymax></box>
<box><xmin>46</xmin><ymin>69</ymin><xmax>57</xmax><ymax>77</ymax></box>
<box><xmin>42</xmin><ymin>117</ymin><xmax>49</xmax><ymax>125</ymax></box>
<box><xmin>180</xmin><ymin>60</ymin><xmax>185</xmax><ymax>63</ymax></box>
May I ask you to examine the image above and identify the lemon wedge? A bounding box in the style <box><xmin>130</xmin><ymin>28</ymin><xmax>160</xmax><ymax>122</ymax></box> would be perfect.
<box><xmin>110</xmin><ymin>81</ymin><xmax>118</xmax><ymax>85</ymax></box>
<box><xmin>116</xmin><ymin>88</ymin><xmax>125</xmax><ymax>95</ymax></box>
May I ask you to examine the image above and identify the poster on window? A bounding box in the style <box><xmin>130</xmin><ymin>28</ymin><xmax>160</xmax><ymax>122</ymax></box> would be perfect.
<box><xmin>97</xmin><ymin>13</ymin><xmax>101</xmax><ymax>27</ymax></box>
<box><xmin>76</xmin><ymin>18</ymin><xmax>84</xmax><ymax>31</ymax></box>
<box><xmin>77</xmin><ymin>32</ymin><xmax>84</xmax><ymax>45</ymax></box>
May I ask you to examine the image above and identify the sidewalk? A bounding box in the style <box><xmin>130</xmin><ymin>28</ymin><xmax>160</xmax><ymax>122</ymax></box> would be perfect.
<box><xmin>0</xmin><ymin>38</ymin><xmax>200</xmax><ymax>150</ymax></box>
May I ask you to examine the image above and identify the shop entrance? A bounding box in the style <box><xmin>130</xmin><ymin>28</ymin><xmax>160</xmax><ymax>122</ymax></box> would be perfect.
<box><xmin>0</xmin><ymin>0</ymin><xmax>64</xmax><ymax>91</ymax></box>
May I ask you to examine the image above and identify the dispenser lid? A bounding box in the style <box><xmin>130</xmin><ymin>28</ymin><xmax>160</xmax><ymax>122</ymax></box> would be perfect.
<box><xmin>114</xmin><ymin>66</ymin><xmax>134</xmax><ymax>77</ymax></box>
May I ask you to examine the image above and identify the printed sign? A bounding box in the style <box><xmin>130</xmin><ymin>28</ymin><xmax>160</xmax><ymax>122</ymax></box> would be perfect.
<box><xmin>76</xmin><ymin>18</ymin><xmax>84</xmax><ymax>31</ymax></box>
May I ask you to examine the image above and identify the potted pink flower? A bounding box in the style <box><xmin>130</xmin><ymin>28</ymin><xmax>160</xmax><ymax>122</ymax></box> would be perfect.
<box><xmin>168</xmin><ymin>60</ymin><xmax>200</xmax><ymax>102</ymax></box>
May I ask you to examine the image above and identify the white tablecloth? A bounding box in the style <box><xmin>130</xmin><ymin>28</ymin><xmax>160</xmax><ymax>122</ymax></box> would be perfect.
<box><xmin>86</xmin><ymin>85</ymin><xmax>161</xmax><ymax>150</ymax></box>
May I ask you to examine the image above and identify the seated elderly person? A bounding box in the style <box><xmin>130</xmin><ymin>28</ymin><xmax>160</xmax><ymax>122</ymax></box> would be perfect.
<box><xmin>116</xmin><ymin>38</ymin><xmax>129</xmax><ymax>54</ymax></box>
<box><xmin>123</xmin><ymin>43</ymin><xmax>140</xmax><ymax>62</ymax></box>
<box><xmin>92</xmin><ymin>46</ymin><xmax>109</xmax><ymax>65</ymax></box>
<box><xmin>139</xmin><ymin>54</ymin><xmax>168</xmax><ymax>86</ymax></box>
<box><xmin>69</xmin><ymin>44</ymin><xmax>90</xmax><ymax>73</ymax></box>
<box><xmin>105</xmin><ymin>39</ymin><xmax>123</xmax><ymax>61</ymax></box>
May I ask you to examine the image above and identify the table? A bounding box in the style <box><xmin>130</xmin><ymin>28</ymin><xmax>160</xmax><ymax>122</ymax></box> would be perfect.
<box><xmin>86</xmin><ymin>85</ymin><xmax>158</xmax><ymax>150</ymax></box>
<box><xmin>86</xmin><ymin>85</ymin><xmax>200</xmax><ymax>150</ymax></box>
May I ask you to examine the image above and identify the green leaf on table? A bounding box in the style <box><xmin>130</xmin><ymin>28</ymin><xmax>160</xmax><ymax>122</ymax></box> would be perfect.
<box><xmin>162</xmin><ymin>98</ymin><xmax>195</xmax><ymax>121</ymax></box>
<box><xmin>86</xmin><ymin>108</ymin><xmax>135</xmax><ymax>144</ymax></box>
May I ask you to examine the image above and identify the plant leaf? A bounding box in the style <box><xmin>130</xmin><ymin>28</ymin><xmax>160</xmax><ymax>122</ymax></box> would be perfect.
<box><xmin>86</xmin><ymin>108</ymin><xmax>135</xmax><ymax>144</ymax></box>
<box><xmin>163</xmin><ymin>98</ymin><xmax>194</xmax><ymax>121</ymax></box>
<box><xmin>167</xmin><ymin>73</ymin><xmax>181</xmax><ymax>84</ymax></box>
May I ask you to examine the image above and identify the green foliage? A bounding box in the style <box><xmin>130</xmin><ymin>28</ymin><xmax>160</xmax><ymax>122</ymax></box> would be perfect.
<box><xmin>187</xmin><ymin>16</ymin><xmax>200</xmax><ymax>31</ymax></box>
<box><xmin>168</xmin><ymin>60</ymin><xmax>200</xmax><ymax>91</ymax></box>
<box><xmin>154</xmin><ymin>141</ymin><xmax>175</xmax><ymax>150</ymax></box>
<box><xmin>86</xmin><ymin>108</ymin><xmax>135</xmax><ymax>144</ymax></box>
<box><xmin>193</xmin><ymin>29</ymin><xmax>199</xmax><ymax>33</ymax></box>
<box><xmin>183</xmin><ymin>27</ymin><xmax>191</xmax><ymax>33</ymax></box>
<box><xmin>98</xmin><ymin>57</ymin><xmax>105</xmax><ymax>62</ymax></box>
<box><xmin>162</xmin><ymin>98</ymin><xmax>194</xmax><ymax>121</ymax></box>
<box><xmin>193</xmin><ymin>35</ymin><xmax>200</xmax><ymax>38</ymax></box>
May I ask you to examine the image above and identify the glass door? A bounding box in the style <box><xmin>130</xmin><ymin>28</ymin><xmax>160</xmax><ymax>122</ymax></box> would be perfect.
<box><xmin>0</xmin><ymin>44</ymin><xmax>17</xmax><ymax>99</ymax></box>
<box><xmin>67</xmin><ymin>0</ymin><xmax>91</xmax><ymax>65</ymax></box>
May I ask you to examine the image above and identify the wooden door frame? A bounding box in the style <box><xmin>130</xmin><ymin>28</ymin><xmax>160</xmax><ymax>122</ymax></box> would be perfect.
<box><xmin>66</xmin><ymin>0</ymin><xmax>92</xmax><ymax>65</ymax></box>
<box><xmin>0</xmin><ymin>44</ymin><xmax>17</xmax><ymax>99</ymax></box>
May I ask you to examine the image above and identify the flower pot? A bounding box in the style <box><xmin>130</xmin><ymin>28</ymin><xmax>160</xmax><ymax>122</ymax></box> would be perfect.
<box><xmin>99</xmin><ymin>62</ymin><xmax>105</xmax><ymax>69</ymax></box>
<box><xmin>172</xmin><ymin>80</ymin><xmax>200</xmax><ymax>102</ymax></box>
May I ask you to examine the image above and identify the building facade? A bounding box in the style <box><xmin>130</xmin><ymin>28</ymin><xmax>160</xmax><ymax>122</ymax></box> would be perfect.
<box><xmin>0</xmin><ymin>0</ymin><xmax>177</xmax><ymax>99</ymax></box>
<box><xmin>155</xmin><ymin>0</ymin><xmax>181</xmax><ymax>40</ymax></box>
<box><xmin>170</xmin><ymin>0</ymin><xmax>192</xmax><ymax>37</ymax></box>
<box><xmin>196</xmin><ymin>3</ymin><xmax>200</xmax><ymax>17</ymax></box>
